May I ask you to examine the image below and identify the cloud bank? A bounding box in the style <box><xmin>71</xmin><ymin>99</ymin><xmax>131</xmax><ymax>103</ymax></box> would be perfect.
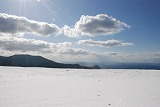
<box><xmin>0</xmin><ymin>35</ymin><xmax>90</xmax><ymax>56</ymax></box>
<box><xmin>0</xmin><ymin>13</ymin><xmax>61</xmax><ymax>36</ymax></box>
<box><xmin>0</xmin><ymin>35</ymin><xmax>159</xmax><ymax>63</ymax></box>
<box><xmin>78</xmin><ymin>39</ymin><xmax>133</xmax><ymax>47</ymax></box>
<box><xmin>63</xmin><ymin>14</ymin><xmax>129</xmax><ymax>37</ymax></box>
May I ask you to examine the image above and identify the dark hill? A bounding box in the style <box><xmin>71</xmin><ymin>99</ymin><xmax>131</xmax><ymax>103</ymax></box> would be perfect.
<box><xmin>0</xmin><ymin>54</ymin><xmax>100</xmax><ymax>69</ymax></box>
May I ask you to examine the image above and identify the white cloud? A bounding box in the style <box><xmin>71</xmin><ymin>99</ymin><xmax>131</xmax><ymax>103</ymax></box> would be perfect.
<box><xmin>0</xmin><ymin>35</ymin><xmax>91</xmax><ymax>56</ymax></box>
<box><xmin>0</xmin><ymin>13</ymin><xmax>129</xmax><ymax>38</ymax></box>
<box><xmin>0</xmin><ymin>36</ymin><xmax>57</xmax><ymax>53</ymax></box>
<box><xmin>90</xmin><ymin>51</ymin><xmax>160</xmax><ymax>63</ymax></box>
<box><xmin>77</xmin><ymin>39</ymin><xmax>133</xmax><ymax>47</ymax></box>
<box><xmin>57</xmin><ymin>47</ymin><xmax>90</xmax><ymax>56</ymax></box>
<box><xmin>62</xmin><ymin>25</ymin><xmax>81</xmax><ymax>38</ymax></box>
<box><xmin>0</xmin><ymin>13</ymin><xmax>61</xmax><ymax>36</ymax></box>
<box><xmin>0</xmin><ymin>35</ymin><xmax>159</xmax><ymax>63</ymax></box>
<box><xmin>1</xmin><ymin>13</ymin><xmax>159</xmax><ymax>63</ymax></box>
<box><xmin>58</xmin><ymin>42</ymin><xmax>72</xmax><ymax>47</ymax></box>
<box><xmin>63</xmin><ymin>14</ymin><xmax>129</xmax><ymax>37</ymax></box>
<box><xmin>143</xmin><ymin>52</ymin><xmax>160</xmax><ymax>58</ymax></box>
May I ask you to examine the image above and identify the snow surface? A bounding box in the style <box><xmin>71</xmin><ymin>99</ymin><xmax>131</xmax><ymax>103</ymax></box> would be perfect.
<box><xmin>0</xmin><ymin>66</ymin><xmax>160</xmax><ymax>107</ymax></box>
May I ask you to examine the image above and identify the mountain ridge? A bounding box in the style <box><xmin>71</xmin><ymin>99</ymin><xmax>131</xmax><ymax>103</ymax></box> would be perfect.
<box><xmin>0</xmin><ymin>54</ymin><xmax>100</xmax><ymax>69</ymax></box>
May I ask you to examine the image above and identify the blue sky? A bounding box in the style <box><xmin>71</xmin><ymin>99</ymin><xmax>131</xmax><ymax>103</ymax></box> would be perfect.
<box><xmin>0</xmin><ymin>0</ymin><xmax>160</xmax><ymax>63</ymax></box>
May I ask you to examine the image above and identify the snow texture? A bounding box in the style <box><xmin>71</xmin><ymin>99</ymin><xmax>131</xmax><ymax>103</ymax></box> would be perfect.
<box><xmin>0</xmin><ymin>66</ymin><xmax>160</xmax><ymax>107</ymax></box>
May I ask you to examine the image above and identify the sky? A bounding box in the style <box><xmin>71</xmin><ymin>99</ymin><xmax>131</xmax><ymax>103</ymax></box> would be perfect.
<box><xmin>0</xmin><ymin>0</ymin><xmax>160</xmax><ymax>64</ymax></box>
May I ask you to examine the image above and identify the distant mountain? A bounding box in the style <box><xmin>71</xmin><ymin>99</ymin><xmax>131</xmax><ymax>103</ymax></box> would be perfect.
<box><xmin>101</xmin><ymin>63</ymin><xmax>160</xmax><ymax>70</ymax></box>
<box><xmin>0</xmin><ymin>54</ymin><xmax>100</xmax><ymax>69</ymax></box>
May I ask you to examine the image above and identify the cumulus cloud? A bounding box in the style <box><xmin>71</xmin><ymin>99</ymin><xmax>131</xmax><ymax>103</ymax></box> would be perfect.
<box><xmin>0</xmin><ymin>13</ymin><xmax>61</xmax><ymax>36</ymax></box>
<box><xmin>0</xmin><ymin>13</ymin><xmax>129</xmax><ymax>38</ymax></box>
<box><xmin>62</xmin><ymin>25</ymin><xmax>81</xmax><ymax>38</ymax></box>
<box><xmin>63</xmin><ymin>14</ymin><xmax>129</xmax><ymax>37</ymax></box>
<box><xmin>0</xmin><ymin>36</ymin><xmax>57</xmax><ymax>53</ymax></box>
<box><xmin>77</xmin><ymin>39</ymin><xmax>133</xmax><ymax>47</ymax></box>
<box><xmin>0</xmin><ymin>35</ymin><xmax>91</xmax><ymax>56</ymax></box>
<box><xmin>57</xmin><ymin>48</ymin><xmax>90</xmax><ymax>56</ymax></box>
<box><xmin>0</xmin><ymin>35</ymin><xmax>159</xmax><ymax>63</ymax></box>
<box><xmin>58</xmin><ymin>42</ymin><xmax>72</xmax><ymax>47</ymax></box>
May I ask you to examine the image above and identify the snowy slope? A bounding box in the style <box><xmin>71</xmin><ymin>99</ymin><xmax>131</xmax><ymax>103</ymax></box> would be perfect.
<box><xmin>0</xmin><ymin>66</ymin><xmax>160</xmax><ymax>107</ymax></box>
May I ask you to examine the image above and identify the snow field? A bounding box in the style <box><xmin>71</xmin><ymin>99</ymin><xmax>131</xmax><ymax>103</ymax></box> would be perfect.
<box><xmin>0</xmin><ymin>66</ymin><xmax>160</xmax><ymax>107</ymax></box>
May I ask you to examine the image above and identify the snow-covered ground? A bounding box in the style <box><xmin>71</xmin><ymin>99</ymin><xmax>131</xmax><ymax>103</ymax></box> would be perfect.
<box><xmin>0</xmin><ymin>66</ymin><xmax>160</xmax><ymax>107</ymax></box>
